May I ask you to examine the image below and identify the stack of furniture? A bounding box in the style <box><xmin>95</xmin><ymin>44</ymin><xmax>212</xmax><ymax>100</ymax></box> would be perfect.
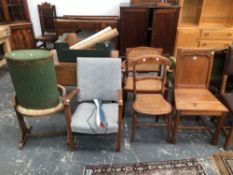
<box><xmin>0</xmin><ymin>0</ymin><xmax>35</xmax><ymax>50</ymax></box>
<box><xmin>119</xmin><ymin>1</ymin><xmax>180</xmax><ymax>56</ymax></box>
<box><xmin>174</xmin><ymin>0</ymin><xmax>233</xmax><ymax>56</ymax></box>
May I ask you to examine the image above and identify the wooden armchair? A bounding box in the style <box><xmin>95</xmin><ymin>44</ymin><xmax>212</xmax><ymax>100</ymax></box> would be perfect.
<box><xmin>171</xmin><ymin>48</ymin><xmax>228</xmax><ymax>145</ymax></box>
<box><xmin>64</xmin><ymin>57</ymin><xmax>123</xmax><ymax>152</ymax></box>
<box><xmin>130</xmin><ymin>54</ymin><xmax>173</xmax><ymax>142</ymax></box>
<box><xmin>35</xmin><ymin>2</ymin><xmax>57</xmax><ymax>48</ymax></box>
<box><xmin>220</xmin><ymin>45</ymin><xmax>233</xmax><ymax>149</ymax></box>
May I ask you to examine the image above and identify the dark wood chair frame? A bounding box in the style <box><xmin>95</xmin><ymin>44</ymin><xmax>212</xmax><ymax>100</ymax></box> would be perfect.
<box><xmin>35</xmin><ymin>2</ymin><xmax>57</xmax><ymax>48</ymax></box>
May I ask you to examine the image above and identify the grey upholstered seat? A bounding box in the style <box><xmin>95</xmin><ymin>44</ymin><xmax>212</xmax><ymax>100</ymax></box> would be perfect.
<box><xmin>71</xmin><ymin>57</ymin><xmax>122</xmax><ymax>134</ymax></box>
<box><xmin>71</xmin><ymin>103</ymin><xmax>118</xmax><ymax>134</ymax></box>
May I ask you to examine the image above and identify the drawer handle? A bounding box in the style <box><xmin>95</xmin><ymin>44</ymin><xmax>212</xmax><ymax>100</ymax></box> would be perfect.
<box><xmin>227</xmin><ymin>33</ymin><xmax>232</xmax><ymax>36</ymax></box>
<box><xmin>201</xmin><ymin>43</ymin><xmax>207</xmax><ymax>46</ymax></box>
<box><xmin>204</xmin><ymin>33</ymin><xmax>209</xmax><ymax>36</ymax></box>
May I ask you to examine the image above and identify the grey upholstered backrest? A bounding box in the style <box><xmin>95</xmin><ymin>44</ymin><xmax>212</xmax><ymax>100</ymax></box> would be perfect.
<box><xmin>77</xmin><ymin>57</ymin><xmax>121</xmax><ymax>101</ymax></box>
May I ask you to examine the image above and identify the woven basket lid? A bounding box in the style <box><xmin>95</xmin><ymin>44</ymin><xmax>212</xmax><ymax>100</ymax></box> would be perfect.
<box><xmin>5</xmin><ymin>49</ymin><xmax>52</xmax><ymax>61</ymax></box>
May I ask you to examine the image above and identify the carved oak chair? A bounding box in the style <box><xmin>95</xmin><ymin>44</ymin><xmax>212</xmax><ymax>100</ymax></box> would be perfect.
<box><xmin>171</xmin><ymin>48</ymin><xmax>228</xmax><ymax>145</ymax></box>
<box><xmin>220</xmin><ymin>45</ymin><xmax>233</xmax><ymax>149</ymax></box>
<box><xmin>64</xmin><ymin>57</ymin><xmax>123</xmax><ymax>152</ymax></box>
<box><xmin>123</xmin><ymin>47</ymin><xmax>163</xmax><ymax>115</ymax></box>
<box><xmin>130</xmin><ymin>54</ymin><xmax>173</xmax><ymax>142</ymax></box>
<box><xmin>35</xmin><ymin>2</ymin><xmax>57</xmax><ymax>48</ymax></box>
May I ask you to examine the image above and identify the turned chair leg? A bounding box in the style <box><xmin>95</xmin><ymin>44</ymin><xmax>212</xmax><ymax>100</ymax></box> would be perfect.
<box><xmin>171</xmin><ymin>113</ymin><xmax>180</xmax><ymax>144</ymax></box>
<box><xmin>167</xmin><ymin>113</ymin><xmax>172</xmax><ymax>142</ymax></box>
<box><xmin>131</xmin><ymin>112</ymin><xmax>137</xmax><ymax>142</ymax></box>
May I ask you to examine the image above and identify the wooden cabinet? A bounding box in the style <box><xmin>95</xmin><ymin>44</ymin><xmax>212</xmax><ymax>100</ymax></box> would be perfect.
<box><xmin>120</xmin><ymin>8</ymin><xmax>149</xmax><ymax>55</ymax></box>
<box><xmin>0</xmin><ymin>0</ymin><xmax>35</xmax><ymax>50</ymax></box>
<box><xmin>120</xmin><ymin>3</ymin><xmax>180</xmax><ymax>56</ymax></box>
<box><xmin>174</xmin><ymin>0</ymin><xmax>233</xmax><ymax>55</ymax></box>
<box><xmin>174</xmin><ymin>28</ymin><xmax>199</xmax><ymax>56</ymax></box>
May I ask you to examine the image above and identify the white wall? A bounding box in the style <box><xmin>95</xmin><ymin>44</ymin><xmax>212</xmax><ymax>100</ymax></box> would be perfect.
<box><xmin>27</xmin><ymin>0</ymin><xmax>130</xmax><ymax>37</ymax></box>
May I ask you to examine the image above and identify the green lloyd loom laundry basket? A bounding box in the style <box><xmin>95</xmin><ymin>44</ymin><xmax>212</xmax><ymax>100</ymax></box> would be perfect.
<box><xmin>6</xmin><ymin>50</ymin><xmax>60</xmax><ymax>110</ymax></box>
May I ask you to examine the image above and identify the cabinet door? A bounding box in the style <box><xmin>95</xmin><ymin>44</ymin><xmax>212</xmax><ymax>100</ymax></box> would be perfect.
<box><xmin>9</xmin><ymin>23</ymin><xmax>35</xmax><ymax>50</ymax></box>
<box><xmin>174</xmin><ymin>28</ymin><xmax>200</xmax><ymax>56</ymax></box>
<box><xmin>120</xmin><ymin>7</ymin><xmax>149</xmax><ymax>56</ymax></box>
<box><xmin>151</xmin><ymin>8</ymin><xmax>179</xmax><ymax>56</ymax></box>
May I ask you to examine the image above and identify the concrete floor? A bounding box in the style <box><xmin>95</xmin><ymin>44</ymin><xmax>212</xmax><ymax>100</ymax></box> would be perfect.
<box><xmin>0</xmin><ymin>66</ymin><xmax>230</xmax><ymax>175</ymax></box>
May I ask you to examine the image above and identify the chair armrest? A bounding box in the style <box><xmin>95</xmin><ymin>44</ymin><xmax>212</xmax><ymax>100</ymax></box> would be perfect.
<box><xmin>116</xmin><ymin>89</ymin><xmax>123</xmax><ymax>106</ymax></box>
<box><xmin>64</xmin><ymin>88</ymin><xmax>80</xmax><ymax>106</ymax></box>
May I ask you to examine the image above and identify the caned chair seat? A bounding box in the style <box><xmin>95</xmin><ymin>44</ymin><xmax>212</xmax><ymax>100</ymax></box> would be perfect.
<box><xmin>133</xmin><ymin>94</ymin><xmax>172</xmax><ymax>115</ymax></box>
<box><xmin>175</xmin><ymin>88</ymin><xmax>227</xmax><ymax>114</ymax></box>
<box><xmin>71</xmin><ymin>103</ymin><xmax>118</xmax><ymax>134</ymax></box>
<box><xmin>124</xmin><ymin>76</ymin><xmax>162</xmax><ymax>92</ymax></box>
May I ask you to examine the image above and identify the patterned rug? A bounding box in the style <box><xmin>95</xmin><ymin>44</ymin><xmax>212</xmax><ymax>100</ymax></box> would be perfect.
<box><xmin>212</xmin><ymin>151</ymin><xmax>233</xmax><ymax>175</ymax></box>
<box><xmin>83</xmin><ymin>158</ymin><xmax>206</xmax><ymax>175</ymax></box>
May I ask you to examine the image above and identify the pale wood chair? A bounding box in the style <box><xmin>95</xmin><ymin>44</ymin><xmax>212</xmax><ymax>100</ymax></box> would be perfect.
<box><xmin>130</xmin><ymin>54</ymin><xmax>173</xmax><ymax>142</ymax></box>
<box><xmin>171</xmin><ymin>48</ymin><xmax>228</xmax><ymax>145</ymax></box>
<box><xmin>219</xmin><ymin>45</ymin><xmax>233</xmax><ymax>149</ymax></box>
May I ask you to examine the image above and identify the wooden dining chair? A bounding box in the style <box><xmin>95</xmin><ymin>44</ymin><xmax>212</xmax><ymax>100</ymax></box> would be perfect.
<box><xmin>219</xmin><ymin>45</ymin><xmax>233</xmax><ymax>149</ymax></box>
<box><xmin>123</xmin><ymin>47</ymin><xmax>163</xmax><ymax>115</ymax></box>
<box><xmin>130</xmin><ymin>54</ymin><xmax>173</xmax><ymax>142</ymax></box>
<box><xmin>171</xmin><ymin>48</ymin><xmax>228</xmax><ymax>145</ymax></box>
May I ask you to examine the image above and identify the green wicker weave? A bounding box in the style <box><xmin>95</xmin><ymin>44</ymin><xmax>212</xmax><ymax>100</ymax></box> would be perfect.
<box><xmin>6</xmin><ymin>50</ymin><xmax>60</xmax><ymax>109</ymax></box>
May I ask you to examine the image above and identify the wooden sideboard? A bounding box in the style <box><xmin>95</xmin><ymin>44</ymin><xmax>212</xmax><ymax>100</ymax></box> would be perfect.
<box><xmin>174</xmin><ymin>0</ymin><xmax>233</xmax><ymax>56</ymax></box>
<box><xmin>119</xmin><ymin>3</ymin><xmax>180</xmax><ymax>56</ymax></box>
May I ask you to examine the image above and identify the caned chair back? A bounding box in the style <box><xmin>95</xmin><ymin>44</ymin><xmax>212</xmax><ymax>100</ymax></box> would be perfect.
<box><xmin>175</xmin><ymin>48</ymin><xmax>214</xmax><ymax>89</ymax></box>
<box><xmin>126</xmin><ymin>47</ymin><xmax>163</xmax><ymax>72</ymax></box>
<box><xmin>130</xmin><ymin>54</ymin><xmax>171</xmax><ymax>95</ymax></box>
<box><xmin>77</xmin><ymin>57</ymin><xmax>121</xmax><ymax>102</ymax></box>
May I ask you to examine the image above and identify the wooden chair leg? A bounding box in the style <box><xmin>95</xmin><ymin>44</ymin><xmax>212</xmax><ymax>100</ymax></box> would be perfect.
<box><xmin>212</xmin><ymin>113</ymin><xmax>227</xmax><ymax>145</ymax></box>
<box><xmin>64</xmin><ymin>105</ymin><xmax>75</xmax><ymax>150</ymax></box>
<box><xmin>167</xmin><ymin>113</ymin><xmax>172</xmax><ymax>142</ymax></box>
<box><xmin>171</xmin><ymin>113</ymin><xmax>180</xmax><ymax>144</ymax></box>
<box><xmin>224</xmin><ymin>121</ymin><xmax>233</xmax><ymax>149</ymax></box>
<box><xmin>131</xmin><ymin>112</ymin><xmax>137</xmax><ymax>142</ymax></box>
<box><xmin>116</xmin><ymin>106</ymin><xmax>122</xmax><ymax>152</ymax></box>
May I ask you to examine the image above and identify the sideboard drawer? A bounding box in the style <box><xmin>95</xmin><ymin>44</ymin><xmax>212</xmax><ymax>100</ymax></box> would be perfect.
<box><xmin>200</xmin><ymin>30</ymin><xmax>233</xmax><ymax>40</ymax></box>
<box><xmin>199</xmin><ymin>40</ymin><xmax>232</xmax><ymax>48</ymax></box>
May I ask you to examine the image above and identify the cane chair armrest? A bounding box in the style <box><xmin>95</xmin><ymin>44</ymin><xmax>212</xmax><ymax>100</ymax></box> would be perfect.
<box><xmin>64</xmin><ymin>88</ymin><xmax>80</xmax><ymax>106</ymax></box>
<box><xmin>116</xmin><ymin>89</ymin><xmax>123</xmax><ymax>106</ymax></box>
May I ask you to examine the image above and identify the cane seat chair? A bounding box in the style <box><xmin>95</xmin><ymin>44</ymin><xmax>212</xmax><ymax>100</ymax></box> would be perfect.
<box><xmin>64</xmin><ymin>57</ymin><xmax>123</xmax><ymax>152</ymax></box>
<box><xmin>219</xmin><ymin>45</ymin><xmax>233</xmax><ymax>149</ymax></box>
<box><xmin>130</xmin><ymin>54</ymin><xmax>173</xmax><ymax>142</ymax></box>
<box><xmin>171</xmin><ymin>48</ymin><xmax>228</xmax><ymax>145</ymax></box>
<box><xmin>35</xmin><ymin>2</ymin><xmax>57</xmax><ymax>48</ymax></box>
